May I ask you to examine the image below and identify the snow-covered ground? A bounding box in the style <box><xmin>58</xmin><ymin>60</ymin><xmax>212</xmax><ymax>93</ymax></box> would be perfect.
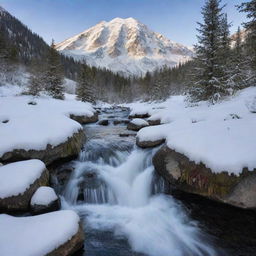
<box><xmin>0</xmin><ymin>210</ymin><xmax>80</xmax><ymax>256</ymax></box>
<box><xmin>0</xmin><ymin>160</ymin><xmax>46</xmax><ymax>199</ymax></box>
<box><xmin>0</xmin><ymin>84</ymin><xmax>95</xmax><ymax>158</ymax></box>
<box><xmin>132</xmin><ymin>87</ymin><xmax>256</xmax><ymax>175</ymax></box>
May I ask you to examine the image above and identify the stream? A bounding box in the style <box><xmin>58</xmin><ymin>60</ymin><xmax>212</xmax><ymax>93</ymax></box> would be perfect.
<box><xmin>53</xmin><ymin>107</ymin><xmax>220</xmax><ymax>256</ymax></box>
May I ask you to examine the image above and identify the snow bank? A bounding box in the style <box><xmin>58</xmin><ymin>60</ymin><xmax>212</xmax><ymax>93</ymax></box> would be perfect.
<box><xmin>137</xmin><ymin>87</ymin><xmax>256</xmax><ymax>175</ymax></box>
<box><xmin>31</xmin><ymin>186</ymin><xmax>58</xmax><ymax>206</ymax></box>
<box><xmin>0</xmin><ymin>89</ymin><xmax>95</xmax><ymax>157</ymax></box>
<box><xmin>0</xmin><ymin>210</ymin><xmax>80</xmax><ymax>256</ymax></box>
<box><xmin>0</xmin><ymin>160</ymin><xmax>45</xmax><ymax>199</ymax></box>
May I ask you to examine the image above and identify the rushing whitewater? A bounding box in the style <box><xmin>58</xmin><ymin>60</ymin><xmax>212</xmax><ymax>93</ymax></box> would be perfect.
<box><xmin>60</xmin><ymin>109</ymin><xmax>217</xmax><ymax>256</ymax></box>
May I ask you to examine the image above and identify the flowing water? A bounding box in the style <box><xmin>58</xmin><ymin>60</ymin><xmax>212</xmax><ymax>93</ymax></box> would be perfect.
<box><xmin>57</xmin><ymin>108</ymin><xmax>219</xmax><ymax>256</ymax></box>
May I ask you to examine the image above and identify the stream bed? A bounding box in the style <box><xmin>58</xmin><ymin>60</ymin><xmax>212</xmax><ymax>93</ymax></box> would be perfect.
<box><xmin>52</xmin><ymin>107</ymin><xmax>255</xmax><ymax>256</ymax></box>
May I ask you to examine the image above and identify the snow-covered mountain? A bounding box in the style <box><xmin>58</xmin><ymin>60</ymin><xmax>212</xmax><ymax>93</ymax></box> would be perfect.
<box><xmin>56</xmin><ymin>18</ymin><xmax>193</xmax><ymax>77</ymax></box>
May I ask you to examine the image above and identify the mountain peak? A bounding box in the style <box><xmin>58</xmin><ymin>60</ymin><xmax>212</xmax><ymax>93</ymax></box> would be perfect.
<box><xmin>56</xmin><ymin>18</ymin><xmax>193</xmax><ymax>76</ymax></box>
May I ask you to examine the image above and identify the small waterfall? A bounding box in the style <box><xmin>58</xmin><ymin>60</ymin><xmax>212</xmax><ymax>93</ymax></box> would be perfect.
<box><xmin>61</xmin><ymin>110</ymin><xmax>218</xmax><ymax>256</ymax></box>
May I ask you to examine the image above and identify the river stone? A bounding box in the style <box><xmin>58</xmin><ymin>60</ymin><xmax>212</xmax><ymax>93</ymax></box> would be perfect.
<box><xmin>46</xmin><ymin>222</ymin><xmax>84</xmax><ymax>256</ymax></box>
<box><xmin>127</xmin><ymin>120</ymin><xmax>149</xmax><ymax>131</ymax></box>
<box><xmin>70</xmin><ymin>112</ymin><xmax>98</xmax><ymax>124</ymax></box>
<box><xmin>98</xmin><ymin>119</ymin><xmax>109</xmax><ymax>126</ymax></box>
<box><xmin>136</xmin><ymin>137</ymin><xmax>165</xmax><ymax>148</ymax></box>
<box><xmin>148</xmin><ymin>119</ymin><xmax>161</xmax><ymax>126</ymax></box>
<box><xmin>0</xmin><ymin>129</ymin><xmax>85</xmax><ymax>166</ymax></box>
<box><xmin>128</xmin><ymin>113</ymin><xmax>150</xmax><ymax>119</ymax></box>
<box><xmin>0</xmin><ymin>168</ymin><xmax>49</xmax><ymax>212</ymax></box>
<box><xmin>113</xmin><ymin>119</ymin><xmax>130</xmax><ymax>125</ymax></box>
<box><xmin>153</xmin><ymin>145</ymin><xmax>256</xmax><ymax>209</ymax></box>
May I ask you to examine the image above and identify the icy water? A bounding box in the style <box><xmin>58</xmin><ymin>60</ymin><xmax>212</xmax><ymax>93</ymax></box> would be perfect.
<box><xmin>55</xmin><ymin>108</ymin><xmax>219</xmax><ymax>256</ymax></box>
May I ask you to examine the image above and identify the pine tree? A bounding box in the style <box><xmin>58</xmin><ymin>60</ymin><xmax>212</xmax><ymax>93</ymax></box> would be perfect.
<box><xmin>76</xmin><ymin>64</ymin><xmax>95</xmax><ymax>103</ymax></box>
<box><xmin>190</xmin><ymin>0</ymin><xmax>227</xmax><ymax>102</ymax></box>
<box><xmin>44</xmin><ymin>40</ymin><xmax>64</xmax><ymax>99</ymax></box>
<box><xmin>238</xmin><ymin>0</ymin><xmax>256</xmax><ymax>84</ymax></box>
<box><xmin>27</xmin><ymin>60</ymin><xmax>43</xmax><ymax>96</ymax></box>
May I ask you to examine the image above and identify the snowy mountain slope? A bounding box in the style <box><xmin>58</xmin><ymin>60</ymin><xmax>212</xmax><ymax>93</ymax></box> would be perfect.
<box><xmin>56</xmin><ymin>18</ymin><xmax>193</xmax><ymax>77</ymax></box>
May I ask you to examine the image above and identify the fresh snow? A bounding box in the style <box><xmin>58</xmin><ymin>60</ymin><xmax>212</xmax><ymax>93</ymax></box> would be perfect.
<box><xmin>0</xmin><ymin>160</ymin><xmax>45</xmax><ymax>199</ymax></box>
<box><xmin>136</xmin><ymin>87</ymin><xmax>256</xmax><ymax>175</ymax></box>
<box><xmin>0</xmin><ymin>86</ymin><xmax>95</xmax><ymax>157</ymax></box>
<box><xmin>0</xmin><ymin>210</ymin><xmax>80</xmax><ymax>256</ymax></box>
<box><xmin>31</xmin><ymin>186</ymin><xmax>58</xmax><ymax>206</ymax></box>
<box><xmin>56</xmin><ymin>18</ymin><xmax>193</xmax><ymax>77</ymax></box>
<box><xmin>130</xmin><ymin>118</ymin><xmax>149</xmax><ymax>126</ymax></box>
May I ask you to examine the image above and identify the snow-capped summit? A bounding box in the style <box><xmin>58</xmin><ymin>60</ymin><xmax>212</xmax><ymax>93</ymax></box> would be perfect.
<box><xmin>56</xmin><ymin>17</ymin><xmax>193</xmax><ymax>77</ymax></box>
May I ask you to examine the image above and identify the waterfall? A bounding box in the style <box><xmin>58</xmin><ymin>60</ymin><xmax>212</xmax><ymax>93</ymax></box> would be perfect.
<box><xmin>61</xmin><ymin>110</ymin><xmax>218</xmax><ymax>256</ymax></box>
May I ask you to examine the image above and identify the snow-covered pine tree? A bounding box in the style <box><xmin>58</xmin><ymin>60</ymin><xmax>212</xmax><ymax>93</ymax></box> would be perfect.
<box><xmin>76</xmin><ymin>63</ymin><xmax>95</xmax><ymax>103</ymax></box>
<box><xmin>190</xmin><ymin>0</ymin><xmax>228</xmax><ymax>103</ymax></box>
<box><xmin>44</xmin><ymin>40</ymin><xmax>64</xmax><ymax>99</ymax></box>
<box><xmin>238</xmin><ymin>0</ymin><xmax>256</xmax><ymax>84</ymax></box>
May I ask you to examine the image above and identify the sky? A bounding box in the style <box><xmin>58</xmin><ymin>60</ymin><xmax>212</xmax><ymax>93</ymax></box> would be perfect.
<box><xmin>0</xmin><ymin>0</ymin><xmax>247</xmax><ymax>46</ymax></box>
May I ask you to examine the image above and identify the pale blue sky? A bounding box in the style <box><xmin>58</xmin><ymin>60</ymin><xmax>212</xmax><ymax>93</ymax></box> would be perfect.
<box><xmin>0</xmin><ymin>0</ymin><xmax>247</xmax><ymax>46</ymax></box>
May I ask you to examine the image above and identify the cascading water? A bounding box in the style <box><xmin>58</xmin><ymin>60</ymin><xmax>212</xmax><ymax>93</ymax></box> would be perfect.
<box><xmin>60</xmin><ymin>108</ymin><xmax>219</xmax><ymax>256</ymax></box>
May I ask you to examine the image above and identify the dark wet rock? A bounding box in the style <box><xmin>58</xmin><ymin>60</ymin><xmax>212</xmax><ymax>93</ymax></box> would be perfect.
<box><xmin>0</xmin><ymin>168</ymin><xmax>49</xmax><ymax>212</ymax></box>
<box><xmin>70</xmin><ymin>112</ymin><xmax>98</xmax><ymax>124</ymax></box>
<box><xmin>136</xmin><ymin>137</ymin><xmax>165</xmax><ymax>148</ymax></box>
<box><xmin>113</xmin><ymin>119</ymin><xmax>130</xmax><ymax>125</ymax></box>
<box><xmin>119</xmin><ymin>133</ymin><xmax>136</xmax><ymax>137</ymax></box>
<box><xmin>0</xmin><ymin>129</ymin><xmax>85</xmax><ymax>166</ymax></box>
<box><xmin>128</xmin><ymin>113</ymin><xmax>150</xmax><ymax>119</ymax></box>
<box><xmin>98</xmin><ymin>119</ymin><xmax>109</xmax><ymax>126</ymax></box>
<box><xmin>153</xmin><ymin>145</ymin><xmax>256</xmax><ymax>209</ymax></box>
<box><xmin>127</xmin><ymin>120</ymin><xmax>149</xmax><ymax>131</ymax></box>
<box><xmin>28</xmin><ymin>101</ymin><xmax>37</xmax><ymax>105</ymax></box>
<box><xmin>148</xmin><ymin>119</ymin><xmax>161</xmax><ymax>126</ymax></box>
<box><xmin>2</xmin><ymin>119</ymin><xmax>9</xmax><ymax>124</ymax></box>
<box><xmin>46</xmin><ymin>222</ymin><xmax>84</xmax><ymax>256</ymax></box>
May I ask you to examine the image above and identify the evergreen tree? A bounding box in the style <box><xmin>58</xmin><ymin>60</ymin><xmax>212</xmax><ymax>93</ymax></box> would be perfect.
<box><xmin>190</xmin><ymin>0</ymin><xmax>227</xmax><ymax>102</ymax></box>
<box><xmin>27</xmin><ymin>60</ymin><xmax>43</xmax><ymax>96</ymax></box>
<box><xmin>76</xmin><ymin>64</ymin><xmax>95</xmax><ymax>103</ymax></box>
<box><xmin>238</xmin><ymin>0</ymin><xmax>256</xmax><ymax>84</ymax></box>
<box><xmin>44</xmin><ymin>40</ymin><xmax>64</xmax><ymax>99</ymax></box>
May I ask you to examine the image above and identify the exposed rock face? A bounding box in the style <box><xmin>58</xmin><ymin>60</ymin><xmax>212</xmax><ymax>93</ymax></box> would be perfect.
<box><xmin>46</xmin><ymin>222</ymin><xmax>84</xmax><ymax>256</ymax></box>
<box><xmin>127</xmin><ymin>119</ymin><xmax>149</xmax><ymax>131</ymax></box>
<box><xmin>0</xmin><ymin>168</ymin><xmax>49</xmax><ymax>212</ymax></box>
<box><xmin>31</xmin><ymin>197</ymin><xmax>60</xmax><ymax>215</ymax></box>
<box><xmin>148</xmin><ymin>119</ymin><xmax>161</xmax><ymax>126</ymax></box>
<box><xmin>153</xmin><ymin>145</ymin><xmax>256</xmax><ymax>209</ymax></box>
<box><xmin>136</xmin><ymin>137</ymin><xmax>165</xmax><ymax>148</ymax></box>
<box><xmin>70</xmin><ymin>112</ymin><xmax>98</xmax><ymax>124</ymax></box>
<box><xmin>0</xmin><ymin>129</ymin><xmax>85</xmax><ymax>166</ymax></box>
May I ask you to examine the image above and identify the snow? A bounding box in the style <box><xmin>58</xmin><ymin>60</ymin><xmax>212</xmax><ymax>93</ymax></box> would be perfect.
<box><xmin>56</xmin><ymin>18</ymin><xmax>193</xmax><ymax>77</ymax></box>
<box><xmin>0</xmin><ymin>160</ymin><xmax>46</xmax><ymax>199</ymax></box>
<box><xmin>137</xmin><ymin>87</ymin><xmax>256</xmax><ymax>175</ymax></box>
<box><xmin>31</xmin><ymin>186</ymin><xmax>58</xmax><ymax>206</ymax></box>
<box><xmin>0</xmin><ymin>210</ymin><xmax>80</xmax><ymax>256</ymax></box>
<box><xmin>0</xmin><ymin>86</ymin><xmax>95</xmax><ymax>157</ymax></box>
<box><xmin>130</xmin><ymin>118</ymin><xmax>149</xmax><ymax>126</ymax></box>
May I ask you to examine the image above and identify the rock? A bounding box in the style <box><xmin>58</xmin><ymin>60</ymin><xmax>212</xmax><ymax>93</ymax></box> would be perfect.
<box><xmin>47</xmin><ymin>222</ymin><xmax>84</xmax><ymax>256</ymax></box>
<box><xmin>0</xmin><ymin>129</ymin><xmax>85</xmax><ymax>166</ymax></box>
<box><xmin>119</xmin><ymin>133</ymin><xmax>136</xmax><ymax>137</ymax></box>
<box><xmin>136</xmin><ymin>137</ymin><xmax>165</xmax><ymax>148</ymax></box>
<box><xmin>113</xmin><ymin>119</ymin><xmax>130</xmax><ymax>125</ymax></box>
<box><xmin>28</xmin><ymin>101</ymin><xmax>37</xmax><ymax>105</ymax></box>
<box><xmin>30</xmin><ymin>186</ymin><xmax>60</xmax><ymax>215</ymax></box>
<box><xmin>98</xmin><ymin>119</ymin><xmax>109</xmax><ymax>126</ymax></box>
<box><xmin>129</xmin><ymin>113</ymin><xmax>150</xmax><ymax>119</ymax></box>
<box><xmin>127</xmin><ymin>119</ymin><xmax>149</xmax><ymax>131</ymax></box>
<box><xmin>0</xmin><ymin>160</ymin><xmax>49</xmax><ymax>212</ymax></box>
<box><xmin>2</xmin><ymin>119</ymin><xmax>9</xmax><ymax>124</ymax></box>
<box><xmin>70</xmin><ymin>112</ymin><xmax>98</xmax><ymax>124</ymax></box>
<box><xmin>153</xmin><ymin>145</ymin><xmax>256</xmax><ymax>209</ymax></box>
<box><xmin>148</xmin><ymin>119</ymin><xmax>161</xmax><ymax>126</ymax></box>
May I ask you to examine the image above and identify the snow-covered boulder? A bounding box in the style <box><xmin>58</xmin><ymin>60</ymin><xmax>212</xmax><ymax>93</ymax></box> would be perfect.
<box><xmin>0</xmin><ymin>210</ymin><xmax>84</xmax><ymax>256</ymax></box>
<box><xmin>0</xmin><ymin>95</ymin><xmax>92</xmax><ymax>165</ymax></box>
<box><xmin>153</xmin><ymin>145</ymin><xmax>256</xmax><ymax>209</ymax></box>
<box><xmin>127</xmin><ymin>118</ymin><xmax>149</xmax><ymax>131</ymax></box>
<box><xmin>0</xmin><ymin>160</ymin><xmax>49</xmax><ymax>211</ymax></box>
<box><xmin>30</xmin><ymin>186</ymin><xmax>60</xmax><ymax>215</ymax></box>
<box><xmin>70</xmin><ymin>111</ymin><xmax>98</xmax><ymax>124</ymax></box>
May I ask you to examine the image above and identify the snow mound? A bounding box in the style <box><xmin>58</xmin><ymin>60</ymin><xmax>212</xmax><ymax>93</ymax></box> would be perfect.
<box><xmin>130</xmin><ymin>118</ymin><xmax>149</xmax><ymax>126</ymax></box>
<box><xmin>0</xmin><ymin>92</ymin><xmax>95</xmax><ymax>157</ymax></box>
<box><xmin>137</xmin><ymin>87</ymin><xmax>256</xmax><ymax>175</ymax></box>
<box><xmin>31</xmin><ymin>186</ymin><xmax>58</xmax><ymax>206</ymax></box>
<box><xmin>0</xmin><ymin>210</ymin><xmax>80</xmax><ymax>256</ymax></box>
<box><xmin>0</xmin><ymin>160</ymin><xmax>45</xmax><ymax>199</ymax></box>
